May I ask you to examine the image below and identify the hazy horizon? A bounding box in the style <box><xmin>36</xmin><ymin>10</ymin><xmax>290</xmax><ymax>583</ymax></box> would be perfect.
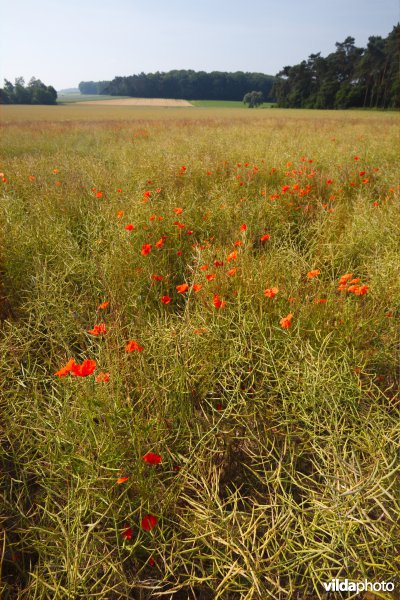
<box><xmin>1</xmin><ymin>0</ymin><xmax>398</xmax><ymax>91</ymax></box>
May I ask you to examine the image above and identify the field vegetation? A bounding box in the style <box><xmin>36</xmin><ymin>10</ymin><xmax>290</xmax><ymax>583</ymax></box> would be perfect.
<box><xmin>0</xmin><ymin>104</ymin><xmax>399</xmax><ymax>599</ymax></box>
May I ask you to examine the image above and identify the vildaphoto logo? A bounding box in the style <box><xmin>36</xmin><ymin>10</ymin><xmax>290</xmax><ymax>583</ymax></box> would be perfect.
<box><xmin>322</xmin><ymin>579</ymin><xmax>394</xmax><ymax>593</ymax></box>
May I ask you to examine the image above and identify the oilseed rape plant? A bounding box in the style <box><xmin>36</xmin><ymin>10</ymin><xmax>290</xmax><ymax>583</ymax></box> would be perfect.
<box><xmin>1</xmin><ymin>105</ymin><xmax>399</xmax><ymax>599</ymax></box>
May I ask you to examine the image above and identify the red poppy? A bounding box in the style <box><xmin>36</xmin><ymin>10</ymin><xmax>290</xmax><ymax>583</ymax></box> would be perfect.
<box><xmin>227</xmin><ymin>250</ymin><xmax>237</xmax><ymax>262</ymax></box>
<box><xmin>155</xmin><ymin>238</ymin><xmax>164</xmax><ymax>249</ymax></box>
<box><xmin>117</xmin><ymin>211</ymin><xmax>124</xmax><ymax>218</ymax></box>
<box><xmin>307</xmin><ymin>269</ymin><xmax>321</xmax><ymax>279</ymax></box>
<box><xmin>151</xmin><ymin>274</ymin><xmax>163</xmax><ymax>281</ymax></box>
<box><xmin>206</xmin><ymin>274</ymin><xmax>216</xmax><ymax>281</ymax></box>
<box><xmin>176</xmin><ymin>283</ymin><xmax>189</xmax><ymax>293</ymax></box>
<box><xmin>88</xmin><ymin>323</ymin><xmax>107</xmax><ymax>336</ymax></box>
<box><xmin>95</xmin><ymin>372</ymin><xmax>110</xmax><ymax>382</ymax></box>
<box><xmin>97</xmin><ymin>301</ymin><xmax>109</xmax><ymax>310</ymax></box>
<box><xmin>260</xmin><ymin>233</ymin><xmax>270</xmax><ymax>242</ymax></box>
<box><xmin>354</xmin><ymin>285</ymin><xmax>369</xmax><ymax>296</ymax></box>
<box><xmin>173</xmin><ymin>207</ymin><xmax>183</xmax><ymax>214</ymax></box>
<box><xmin>125</xmin><ymin>340</ymin><xmax>145</xmax><ymax>353</ymax></box>
<box><xmin>240</xmin><ymin>223</ymin><xmax>247</xmax><ymax>231</ymax></box>
<box><xmin>213</xmin><ymin>294</ymin><xmax>226</xmax><ymax>309</ymax></box>
<box><xmin>125</xmin><ymin>224</ymin><xmax>134</xmax><ymax>231</ymax></box>
<box><xmin>54</xmin><ymin>358</ymin><xmax>75</xmax><ymax>377</ymax></box>
<box><xmin>200</xmin><ymin>264</ymin><xmax>209</xmax><ymax>271</ymax></box>
<box><xmin>192</xmin><ymin>284</ymin><xmax>203</xmax><ymax>292</ymax></box>
<box><xmin>227</xmin><ymin>267</ymin><xmax>237</xmax><ymax>277</ymax></box>
<box><xmin>214</xmin><ymin>260</ymin><xmax>224</xmax><ymax>267</ymax></box>
<box><xmin>314</xmin><ymin>298</ymin><xmax>327</xmax><ymax>304</ymax></box>
<box><xmin>141</xmin><ymin>243</ymin><xmax>152</xmax><ymax>256</ymax></box>
<box><xmin>117</xmin><ymin>476</ymin><xmax>129</xmax><ymax>484</ymax></box>
<box><xmin>148</xmin><ymin>557</ymin><xmax>155</xmax><ymax>566</ymax></box>
<box><xmin>141</xmin><ymin>514</ymin><xmax>157</xmax><ymax>531</ymax></box>
<box><xmin>280</xmin><ymin>313</ymin><xmax>293</xmax><ymax>329</ymax></box>
<box><xmin>96</xmin><ymin>191</ymin><xmax>103</xmax><ymax>198</ymax></box>
<box><xmin>264</xmin><ymin>287</ymin><xmax>278</xmax><ymax>298</ymax></box>
<box><xmin>121</xmin><ymin>525</ymin><xmax>133</xmax><ymax>540</ymax></box>
<box><xmin>161</xmin><ymin>295</ymin><xmax>171</xmax><ymax>304</ymax></box>
<box><xmin>143</xmin><ymin>452</ymin><xmax>162</xmax><ymax>465</ymax></box>
<box><xmin>71</xmin><ymin>359</ymin><xmax>97</xmax><ymax>377</ymax></box>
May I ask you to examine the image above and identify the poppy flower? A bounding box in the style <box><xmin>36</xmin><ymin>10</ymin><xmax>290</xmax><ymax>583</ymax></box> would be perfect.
<box><xmin>173</xmin><ymin>207</ymin><xmax>183</xmax><ymax>214</ymax></box>
<box><xmin>54</xmin><ymin>358</ymin><xmax>75</xmax><ymax>377</ymax></box>
<box><xmin>227</xmin><ymin>251</ymin><xmax>237</xmax><ymax>262</ymax></box>
<box><xmin>143</xmin><ymin>191</ymin><xmax>151</xmax><ymax>198</ymax></box>
<box><xmin>192</xmin><ymin>284</ymin><xmax>203</xmax><ymax>292</ymax></box>
<box><xmin>176</xmin><ymin>283</ymin><xmax>189</xmax><ymax>293</ymax></box>
<box><xmin>141</xmin><ymin>243</ymin><xmax>152</xmax><ymax>256</ymax></box>
<box><xmin>98</xmin><ymin>301</ymin><xmax>109</xmax><ymax>310</ymax></box>
<box><xmin>260</xmin><ymin>233</ymin><xmax>270</xmax><ymax>242</ymax></box>
<box><xmin>143</xmin><ymin>452</ymin><xmax>162</xmax><ymax>465</ymax></box>
<box><xmin>234</xmin><ymin>241</ymin><xmax>243</xmax><ymax>247</ymax></box>
<box><xmin>71</xmin><ymin>359</ymin><xmax>97</xmax><ymax>377</ymax></box>
<box><xmin>155</xmin><ymin>238</ymin><xmax>164</xmax><ymax>249</ymax></box>
<box><xmin>338</xmin><ymin>273</ymin><xmax>353</xmax><ymax>285</ymax></box>
<box><xmin>206</xmin><ymin>274</ymin><xmax>216</xmax><ymax>281</ymax></box>
<box><xmin>95</xmin><ymin>372</ymin><xmax>110</xmax><ymax>382</ymax></box>
<box><xmin>314</xmin><ymin>298</ymin><xmax>327</xmax><ymax>304</ymax></box>
<box><xmin>151</xmin><ymin>274</ymin><xmax>163</xmax><ymax>281</ymax></box>
<box><xmin>125</xmin><ymin>224</ymin><xmax>134</xmax><ymax>231</ymax></box>
<box><xmin>117</xmin><ymin>476</ymin><xmax>129</xmax><ymax>484</ymax></box>
<box><xmin>200</xmin><ymin>264</ymin><xmax>209</xmax><ymax>271</ymax></box>
<box><xmin>348</xmin><ymin>278</ymin><xmax>361</xmax><ymax>284</ymax></box>
<box><xmin>354</xmin><ymin>285</ymin><xmax>369</xmax><ymax>296</ymax></box>
<box><xmin>280</xmin><ymin>313</ymin><xmax>293</xmax><ymax>329</ymax></box>
<box><xmin>117</xmin><ymin>211</ymin><xmax>124</xmax><ymax>218</ymax></box>
<box><xmin>227</xmin><ymin>267</ymin><xmax>237</xmax><ymax>277</ymax></box>
<box><xmin>148</xmin><ymin>557</ymin><xmax>155</xmax><ymax>566</ymax></box>
<box><xmin>240</xmin><ymin>223</ymin><xmax>247</xmax><ymax>231</ymax></box>
<box><xmin>121</xmin><ymin>525</ymin><xmax>133</xmax><ymax>540</ymax></box>
<box><xmin>264</xmin><ymin>287</ymin><xmax>279</xmax><ymax>298</ymax></box>
<box><xmin>125</xmin><ymin>340</ymin><xmax>145</xmax><ymax>353</ymax></box>
<box><xmin>96</xmin><ymin>191</ymin><xmax>103</xmax><ymax>198</ymax></box>
<box><xmin>214</xmin><ymin>260</ymin><xmax>224</xmax><ymax>267</ymax></box>
<box><xmin>141</xmin><ymin>514</ymin><xmax>157</xmax><ymax>532</ymax></box>
<box><xmin>213</xmin><ymin>294</ymin><xmax>226</xmax><ymax>309</ymax></box>
<box><xmin>88</xmin><ymin>323</ymin><xmax>107</xmax><ymax>336</ymax></box>
<box><xmin>306</xmin><ymin>269</ymin><xmax>320</xmax><ymax>279</ymax></box>
<box><xmin>161</xmin><ymin>295</ymin><xmax>171</xmax><ymax>304</ymax></box>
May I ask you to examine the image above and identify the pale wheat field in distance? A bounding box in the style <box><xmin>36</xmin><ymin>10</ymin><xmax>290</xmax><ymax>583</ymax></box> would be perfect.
<box><xmin>1</xmin><ymin>104</ymin><xmax>399</xmax><ymax>599</ymax></box>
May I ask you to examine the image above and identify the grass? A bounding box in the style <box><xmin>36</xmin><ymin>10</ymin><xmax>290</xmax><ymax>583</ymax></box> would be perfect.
<box><xmin>57</xmin><ymin>93</ymin><xmax>130</xmax><ymax>103</ymax></box>
<box><xmin>0</xmin><ymin>104</ymin><xmax>399</xmax><ymax>599</ymax></box>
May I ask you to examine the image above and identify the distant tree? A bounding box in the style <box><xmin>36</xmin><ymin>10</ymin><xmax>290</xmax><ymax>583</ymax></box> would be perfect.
<box><xmin>243</xmin><ymin>91</ymin><xmax>264</xmax><ymax>108</ymax></box>
<box><xmin>0</xmin><ymin>77</ymin><xmax>57</xmax><ymax>104</ymax></box>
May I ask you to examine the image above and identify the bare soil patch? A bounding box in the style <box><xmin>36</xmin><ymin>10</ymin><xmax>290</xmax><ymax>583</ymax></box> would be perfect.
<box><xmin>76</xmin><ymin>98</ymin><xmax>194</xmax><ymax>107</ymax></box>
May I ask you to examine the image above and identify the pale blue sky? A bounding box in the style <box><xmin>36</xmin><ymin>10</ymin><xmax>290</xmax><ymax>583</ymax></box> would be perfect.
<box><xmin>1</xmin><ymin>0</ymin><xmax>398</xmax><ymax>90</ymax></box>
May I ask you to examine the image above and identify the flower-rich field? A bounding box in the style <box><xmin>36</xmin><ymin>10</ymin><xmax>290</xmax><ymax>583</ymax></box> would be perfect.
<box><xmin>1</xmin><ymin>105</ymin><xmax>399</xmax><ymax>599</ymax></box>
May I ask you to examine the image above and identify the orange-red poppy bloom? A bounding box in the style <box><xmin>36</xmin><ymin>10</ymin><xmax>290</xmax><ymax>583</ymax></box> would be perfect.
<box><xmin>227</xmin><ymin>250</ymin><xmax>237</xmax><ymax>262</ymax></box>
<box><xmin>117</xmin><ymin>476</ymin><xmax>129</xmax><ymax>484</ymax></box>
<box><xmin>192</xmin><ymin>284</ymin><xmax>203</xmax><ymax>292</ymax></box>
<box><xmin>173</xmin><ymin>207</ymin><xmax>183</xmax><ymax>214</ymax></box>
<box><xmin>125</xmin><ymin>340</ymin><xmax>144</xmax><ymax>353</ymax></box>
<box><xmin>95</xmin><ymin>372</ymin><xmax>110</xmax><ymax>382</ymax></box>
<box><xmin>314</xmin><ymin>298</ymin><xmax>327</xmax><ymax>304</ymax></box>
<box><xmin>71</xmin><ymin>359</ymin><xmax>97</xmax><ymax>377</ymax></box>
<box><xmin>354</xmin><ymin>285</ymin><xmax>369</xmax><ymax>296</ymax></box>
<box><xmin>161</xmin><ymin>295</ymin><xmax>171</xmax><ymax>304</ymax></box>
<box><xmin>54</xmin><ymin>358</ymin><xmax>75</xmax><ymax>377</ymax></box>
<box><xmin>88</xmin><ymin>323</ymin><xmax>107</xmax><ymax>336</ymax></box>
<box><xmin>338</xmin><ymin>273</ymin><xmax>353</xmax><ymax>285</ymax></box>
<box><xmin>200</xmin><ymin>264</ymin><xmax>209</xmax><ymax>271</ymax></box>
<box><xmin>97</xmin><ymin>301</ymin><xmax>109</xmax><ymax>310</ymax></box>
<box><xmin>125</xmin><ymin>224</ymin><xmax>134</xmax><ymax>231</ymax></box>
<box><xmin>141</xmin><ymin>243</ymin><xmax>152</xmax><ymax>256</ymax></box>
<box><xmin>141</xmin><ymin>514</ymin><xmax>157</xmax><ymax>532</ymax></box>
<box><xmin>264</xmin><ymin>287</ymin><xmax>279</xmax><ymax>298</ymax></box>
<box><xmin>155</xmin><ymin>238</ymin><xmax>164</xmax><ymax>249</ymax></box>
<box><xmin>227</xmin><ymin>267</ymin><xmax>237</xmax><ymax>277</ymax></box>
<box><xmin>151</xmin><ymin>274</ymin><xmax>163</xmax><ymax>281</ymax></box>
<box><xmin>307</xmin><ymin>269</ymin><xmax>321</xmax><ymax>279</ymax></box>
<box><xmin>260</xmin><ymin>233</ymin><xmax>270</xmax><ymax>242</ymax></box>
<box><xmin>143</xmin><ymin>452</ymin><xmax>162</xmax><ymax>465</ymax></box>
<box><xmin>206</xmin><ymin>274</ymin><xmax>216</xmax><ymax>281</ymax></box>
<box><xmin>213</xmin><ymin>294</ymin><xmax>226</xmax><ymax>309</ymax></box>
<box><xmin>240</xmin><ymin>223</ymin><xmax>247</xmax><ymax>231</ymax></box>
<box><xmin>176</xmin><ymin>283</ymin><xmax>189</xmax><ymax>293</ymax></box>
<box><xmin>280</xmin><ymin>313</ymin><xmax>293</xmax><ymax>329</ymax></box>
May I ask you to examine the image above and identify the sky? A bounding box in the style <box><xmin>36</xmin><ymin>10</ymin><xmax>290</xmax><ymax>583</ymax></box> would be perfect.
<box><xmin>1</xmin><ymin>0</ymin><xmax>398</xmax><ymax>91</ymax></box>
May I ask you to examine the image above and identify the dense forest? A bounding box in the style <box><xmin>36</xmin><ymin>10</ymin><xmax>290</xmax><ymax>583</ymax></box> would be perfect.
<box><xmin>272</xmin><ymin>26</ymin><xmax>400</xmax><ymax>109</ymax></box>
<box><xmin>0</xmin><ymin>77</ymin><xmax>57</xmax><ymax>104</ymax></box>
<box><xmin>79</xmin><ymin>70</ymin><xmax>276</xmax><ymax>101</ymax></box>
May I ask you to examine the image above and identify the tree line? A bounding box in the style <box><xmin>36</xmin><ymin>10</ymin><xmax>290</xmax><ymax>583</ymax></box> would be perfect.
<box><xmin>79</xmin><ymin>70</ymin><xmax>276</xmax><ymax>101</ymax></box>
<box><xmin>272</xmin><ymin>25</ymin><xmax>399</xmax><ymax>109</ymax></box>
<box><xmin>0</xmin><ymin>77</ymin><xmax>57</xmax><ymax>105</ymax></box>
